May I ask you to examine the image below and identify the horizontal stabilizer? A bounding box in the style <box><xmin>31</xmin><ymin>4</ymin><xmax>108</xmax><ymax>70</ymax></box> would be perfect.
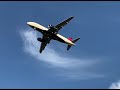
<box><xmin>67</xmin><ymin>45</ymin><xmax>71</xmax><ymax>50</ymax></box>
<box><xmin>72</xmin><ymin>37</ymin><xmax>80</xmax><ymax>43</ymax></box>
<box><xmin>67</xmin><ymin>37</ymin><xmax>80</xmax><ymax>50</ymax></box>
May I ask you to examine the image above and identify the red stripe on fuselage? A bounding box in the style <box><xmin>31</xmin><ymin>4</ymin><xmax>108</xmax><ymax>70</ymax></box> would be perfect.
<box><xmin>68</xmin><ymin>37</ymin><xmax>73</xmax><ymax>41</ymax></box>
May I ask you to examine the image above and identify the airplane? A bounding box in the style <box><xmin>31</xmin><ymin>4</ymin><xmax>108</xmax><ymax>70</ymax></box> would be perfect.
<box><xmin>27</xmin><ymin>16</ymin><xmax>80</xmax><ymax>53</ymax></box>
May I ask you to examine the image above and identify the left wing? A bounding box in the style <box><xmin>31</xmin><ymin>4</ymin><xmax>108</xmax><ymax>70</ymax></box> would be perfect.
<box><xmin>39</xmin><ymin>35</ymin><xmax>51</xmax><ymax>53</ymax></box>
<box><xmin>54</xmin><ymin>16</ymin><xmax>74</xmax><ymax>32</ymax></box>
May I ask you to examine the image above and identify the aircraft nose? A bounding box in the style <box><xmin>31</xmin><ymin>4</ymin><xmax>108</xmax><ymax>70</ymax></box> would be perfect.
<box><xmin>27</xmin><ymin>22</ymin><xmax>32</xmax><ymax>25</ymax></box>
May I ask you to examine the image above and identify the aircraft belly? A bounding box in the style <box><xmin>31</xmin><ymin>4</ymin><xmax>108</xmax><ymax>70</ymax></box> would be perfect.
<box><xmin>54</xmin><ymin>35</ymin><xmax>66</xmax><ymax>43</ymax></box>
<box><xmin>56</xmin><ymin>34</ymin><xmax>74</xmax><ymax>45</ymax></box>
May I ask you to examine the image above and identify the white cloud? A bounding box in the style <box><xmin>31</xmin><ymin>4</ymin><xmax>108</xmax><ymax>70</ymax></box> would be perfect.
<box><xmin>20</xmin><ymin>28</ymin><xmax>104</xmax><ymax>80</ymax></box>
<box><xmin>109</xmin><ymin>80</ymin><xmax>120</xmax><ymax>89</ymax></box>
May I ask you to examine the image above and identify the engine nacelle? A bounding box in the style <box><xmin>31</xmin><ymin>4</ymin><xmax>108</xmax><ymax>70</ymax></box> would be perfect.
<box><xmin>48</xmin><ymin>24</ymin><xmax>54</xmax><ymax>29</ymax></box>
<box><xmin>37</xmin><ymin>38</ymin><xmax>43</xmax><ymax>42</ymax></box>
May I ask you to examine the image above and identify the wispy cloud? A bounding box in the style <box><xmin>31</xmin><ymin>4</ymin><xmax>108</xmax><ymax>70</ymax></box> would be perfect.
<box><xmin>109</xmin><ymin>80</ymin><xmax>120</xmax><ymax>89</ymax></box>
<box><xmin>20</xmin><ymin>28</ymin><xmax>104</xmax><ymax>80</ymax></box>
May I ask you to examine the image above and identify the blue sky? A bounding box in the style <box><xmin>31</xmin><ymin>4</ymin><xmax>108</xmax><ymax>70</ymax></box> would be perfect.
<box><xmin>0</xmin><ymin>1</ymin><xmax>120</xmax><ymax>89</ymax></box>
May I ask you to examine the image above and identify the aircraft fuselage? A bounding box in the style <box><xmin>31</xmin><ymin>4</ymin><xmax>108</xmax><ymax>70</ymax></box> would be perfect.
<box><xmin>27</xmin><ymin>16</ymin><xmax>80</xmax><ymax>53</ymax></box>
<box><xmin>27</xmin><ymin>22</ymin><xmax>75</xmax><ymax>46</ymax></box>
<box><xmin>42</xmin><ymin>30</ymin><xmax>66</xmax><ymax>44</ymax></box>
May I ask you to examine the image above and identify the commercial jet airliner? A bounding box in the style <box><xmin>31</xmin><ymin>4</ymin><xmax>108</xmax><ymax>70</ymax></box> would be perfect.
<box><xmin>27</xmin><ymin>16</ymin><xmax>80</xmax><ymax>53</ymax></box>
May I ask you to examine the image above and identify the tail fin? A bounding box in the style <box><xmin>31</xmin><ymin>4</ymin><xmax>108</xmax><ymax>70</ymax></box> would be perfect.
<box><xmin>67</xmin><ymin>37</ymin><xmax>80</xmax><ymax>50</ymax></box>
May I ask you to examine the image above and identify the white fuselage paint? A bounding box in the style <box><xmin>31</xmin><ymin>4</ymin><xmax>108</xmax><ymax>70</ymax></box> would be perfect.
<box><xmin>27</xmin><ymin>22</ymin><xmax>75</xmax><ymax>46</ymax></box>
<box><xmin>56</xmin><ymin>34</ymin><xmax>75</xmax><ymax>46</ymax></box>
<box><xmin>27</xmin><ymin>22</ymin><xmax>48</xmax><ymax>31</ymax></box>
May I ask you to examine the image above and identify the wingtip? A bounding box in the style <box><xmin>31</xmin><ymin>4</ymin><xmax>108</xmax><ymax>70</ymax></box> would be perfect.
<box><xmin>68</xmin><ymin>16</ymin><xmax>74</xmax><ymax>19</ymax></box>
<box><xmin>39</xmin><ymin>50</ymin><xmax>42</xmax><ymax>53</ymax></box>
<box><xmin>71</xmin><ymin>16</ymin><xmax>74</xmax><ymax>18</ymax></box>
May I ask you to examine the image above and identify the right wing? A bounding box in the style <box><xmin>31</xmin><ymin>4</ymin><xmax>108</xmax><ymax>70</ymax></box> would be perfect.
<box><xmin>54</xmin><ymin>16</ymin><xmax>74</xmax><ymax>32</ymax></box>
<box><xmin>39</xmin><ymin>35</ymin><xmax>51</xmax><ymax>53</ymax></box>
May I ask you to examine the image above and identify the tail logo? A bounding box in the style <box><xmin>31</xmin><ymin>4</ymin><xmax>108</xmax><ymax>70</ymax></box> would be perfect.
<box><xmin>68</xmin><ymin>37</ymin><xmax>73</xmax><ymax>41</ymax></box>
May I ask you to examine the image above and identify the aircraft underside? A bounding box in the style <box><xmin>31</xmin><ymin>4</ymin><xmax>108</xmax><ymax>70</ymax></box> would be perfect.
<box><xmin>38</xmin><ymin>31</ymin><xmax>66</xmax><ymax>44</ymax></box>
<box><xmin>27</xmin><ymin>16</ymin><xmax>80</xmax><ymax>53</ymax></box>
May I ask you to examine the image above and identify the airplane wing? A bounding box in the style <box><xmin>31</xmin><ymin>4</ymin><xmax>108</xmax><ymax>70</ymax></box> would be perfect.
<box><xmin>55</xmin><ymin>16</ymin><xmax>74</xmax><ymax>32</ymax></box>
<box><xmin>39</xmin><ymin>35</ymin><xmax>51</xmax><ymax>53</ymax></box>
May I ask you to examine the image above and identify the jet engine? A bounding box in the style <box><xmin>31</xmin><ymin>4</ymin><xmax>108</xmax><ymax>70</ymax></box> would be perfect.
<box><xmin>37</xmin><ymin>38</ymin><xmax>43</xmax><ymax>42</ymax></box>
<box><xmin>48</xmin><ymin>24</ymin><xmax>54</xmax><ymax>28</ymax></box>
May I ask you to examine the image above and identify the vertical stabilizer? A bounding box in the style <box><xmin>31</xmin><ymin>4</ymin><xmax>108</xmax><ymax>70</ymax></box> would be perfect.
<box><xmin>67</xmin><ymin>37</ymin><xmax>80</xmax><ymax>50</ymax></box>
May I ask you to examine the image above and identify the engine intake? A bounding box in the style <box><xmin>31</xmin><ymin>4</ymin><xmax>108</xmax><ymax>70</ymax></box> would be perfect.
<box><xmin>48</xmin><ymin>24</ymin><xmax>53</xmax><ymax>28</ymax></box>
<box><xmin>37</xmin><ymin>38</ymin><xmax>43</xmax><ymax>42</ymax></box>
